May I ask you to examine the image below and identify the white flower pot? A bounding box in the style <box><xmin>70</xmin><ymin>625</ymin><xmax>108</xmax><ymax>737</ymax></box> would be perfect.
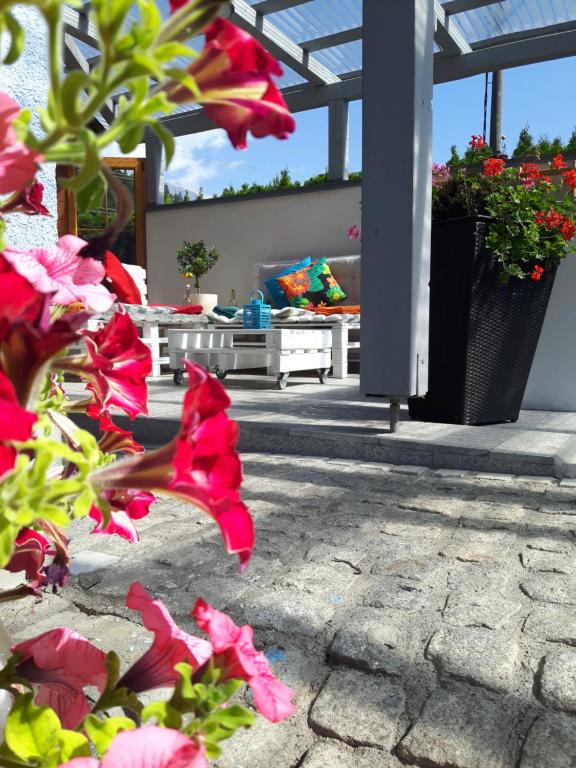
<box><xmin>185</xmin><ymin>292</ymin><xmax>218</xmax><ymax>313</ymax></box>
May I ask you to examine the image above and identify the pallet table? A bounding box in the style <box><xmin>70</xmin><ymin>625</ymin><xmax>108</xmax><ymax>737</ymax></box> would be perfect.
<box><xmin>167</xmin><ymin>327</ymin><xmax>332</xmax><ymax>390</ymax></box>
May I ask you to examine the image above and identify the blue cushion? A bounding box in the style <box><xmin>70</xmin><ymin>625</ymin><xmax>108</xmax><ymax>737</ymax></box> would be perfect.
<box><xmin>264</xmin><ymin>256</ymin><xmax>312</xmax><ymax>308</ymax></box>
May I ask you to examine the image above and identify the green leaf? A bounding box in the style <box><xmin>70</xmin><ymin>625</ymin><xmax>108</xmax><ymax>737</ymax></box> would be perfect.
<box><xmin>212</xmin><ymin>705</ymin><xmax>256</xmax><ymax>730</ymax></box>
<box><xmin>0</xmin><ymin>518</ymin><xmax>18</xmax><ymax>569</ymax></box>
<box><xmin>61</xmin><ymin>129</ymin><xmax>101</xmax><ymax>192</ymax></box>
<box><xmin>61</xmin><ymin>70</ymin><xmax>94</xmax><ymax>126</ymax></box>
<box><xmin>5</xmin><ymin>694</ymin><xmax>59</xmax><ymax>761</ymax></box>
<box><xmin>84</xmin><ymin>715</ymin><xmax>135</xmax><ymax>756</ymax></box>
<box><xmin>149</xmin><ymin>120</ymin><xmax>175</xmax><ymax>166</ymax></box>
<box><xmin>141</xmin><ymin>701</ymin><xmax>182</xmax><ymax>729</ymax></box>
<box><xmin>76</xmin><ymin>172</ymin><xmax>106</xmax><ymax>214</ymax></box>
<box><xmin>57</xmin><ymin>730</ymin><xmax>91</xmax><ymax>763</ymax></box>
<box><xmin>2</xmin><ymin>12</ymin><xmax>25</xmax><ymax>66</ymax></box>
<box><xmin>118</xmin><ymin>124</ymin><xmax>144</xmax><ymax>155</ymax></box>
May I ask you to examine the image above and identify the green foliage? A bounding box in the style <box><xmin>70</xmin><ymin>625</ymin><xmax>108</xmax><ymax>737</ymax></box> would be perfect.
<box><xmin>176</xmin><ymin>240</ymin><xmax>220</xmax><ymax>291</ymax></box>
<box><xmin>433</xmin><ymin>163</ymin><xmax>576</xmax><ymax>282</ymax></box>
<box><xmin>216</xmin><ymin>168</ymin><xmax>361</xmax><ymax>198</ymax></box>
<box><xmin>566</xmin><ymin>127</ymin><xmax>576</xmax><ymax>153</ymax></box>
<box><xmin>4</xmin><ymin>694</ymin><xmax>91</xmax><ymax>768</ymax></box>
<box><xmin>512</xmin><ymin>126</ymin><xmax>537</xmax><ymax>159</ymax></box>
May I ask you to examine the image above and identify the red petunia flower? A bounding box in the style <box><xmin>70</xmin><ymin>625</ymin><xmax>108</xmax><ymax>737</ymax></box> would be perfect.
<box><xmin>0</xmin><ymin>371</ymin><xmax>37</xmax><ymax>479</ymax></box>
<box><xmin>483</xmin><ymin>157</ymin><xmax>505</xmax><ymax>177</ymax></box>
<box><xmin>60</xmin><ymin>309</ymin><xmax>152</xmax><ymax>420</ymax></box>
<box><xmin>164</xmin><ymin>19</ymin><xmax>295</xmax><ymax>149</ymax></box>
<box><xmin>193</xmin><ymin>599</ymin><xmax>295</xmax><ymax>723</ymax></box>
<box><xmin>97</xmin><ymin>413</ymin><xmax>144</xmax><ymax>455</ymax></box>
<box><xmin>0</xmin><ymin>179</ymin><xmax>50</xmax><ymax>216</ymax></box>
<box><xmin>90</xmin><ymin>361</ymin><xmax>254</xmax><ymax>568</ymax></box>
<box><xmin>117</xmin><ymin>582</ymin><xmax>212</xmax><ymax>693</ymax></box>
<box><xmin>12</xmin><ymin>628</ymin><xmax>107</xmax><ymax>728</ymax></box>
<box><xmin>552</xmin><ymin>153</ymin><xmax>565</xmax><ymax>170</ymax></box>
<box><xmin>89</xmin><ymin>489</ymin><xmax>155</xmax><ymax>543</ymax></box>
<box><xmin>530</xmin><ymin>265</ymin><xmax>545</xmax><ymax>281</ymax></box>
<box><xmin>4</xmin><ymin>528</ymin><xmax>54</xmax><ymax>588</ymax></box>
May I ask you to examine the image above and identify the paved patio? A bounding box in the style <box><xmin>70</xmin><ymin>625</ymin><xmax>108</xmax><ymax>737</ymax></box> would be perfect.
<box><xmin>70</xmin><ymin>374</ymin><xmax>576</xmax><ymax>477</ymax></box>
<box><xmin>4</xmin><ymin>454</ymin><xmax>576</xmax><ymax>767</ymax></box>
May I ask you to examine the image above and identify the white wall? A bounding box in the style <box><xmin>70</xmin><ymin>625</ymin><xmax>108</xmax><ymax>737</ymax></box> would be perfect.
<box><xmin>523</xmin><ymin>256</ymin><xmax>576</xmax><ymax>411</ymax></box>
<box><xmin>145</xmin><ymin>183</ymin><xmax>362</xmax><ymax>305</ymax></box>
<box><xmin>0</xmin><ymin>6</ymin><xmax>57</xmax><ymax>249</ymax></box>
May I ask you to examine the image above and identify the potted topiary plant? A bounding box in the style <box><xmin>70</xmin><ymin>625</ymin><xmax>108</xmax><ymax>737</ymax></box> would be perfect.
<box><xmin>176</xmin><ymin>239</ymin><xmax>220</xmax><ymax>312</ymax></box>
<box><xmin>409</xmin><ymin>141</ymin><xmax>576</xmax><ymax>426</ymax></box>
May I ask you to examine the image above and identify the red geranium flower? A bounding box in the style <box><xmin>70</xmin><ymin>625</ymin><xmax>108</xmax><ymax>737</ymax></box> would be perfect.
<box><xmin>483</xmin><ymin>157</ymin><xmax>505</xmax><ymax>177</ymax></box>
<box><xmin>530</xmin><ymin>265</ymin><xmax>545</xmax><ymax>281</ymax></box>
<box><xmin>117</xmin><ymin>582</ymin><xmax>212</xmax><ymax>693</ymax></box>
<box><xmin>12</xmin><ymin>628</ymin><xmax>107</xmax><ymax>728</ymax></box>
<box><xmin>563</xmin><ymin>169</ymin><xmax>576</xmax><ymax>191</ymax></box>
<box><xmin>469</xmin><ymin>134</ymin><xmax>485</xmax><ymax>150</ymax></box>
<box><xmin>90</xmin><ymin>361</ymin><xmax>254</xmax><ymax>568</ymax></box>
<box><xmin>193</xmin><ymin>599</ymin><xmax>295</xmax><ymax>723</ymax></box>
<box><xmin>552</xmin><ymin>153</ymin><xmax>565</xmax><ymax>170</ymax></box>
<box><xmin>89</xmin><ymin>489</ymin><xmax>155</xmax><ymax>543</ymax></box>
<box><xmin>164</xmin><ymin>18</ymin><xmax>295</xmax><ymax>149</ymax></box>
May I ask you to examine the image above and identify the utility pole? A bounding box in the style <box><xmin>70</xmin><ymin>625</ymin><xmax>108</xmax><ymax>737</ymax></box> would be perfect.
<box><xmin>489</xmin><ymin>70</ymin><xmax>503</xmax><ymax>152</ymax></box>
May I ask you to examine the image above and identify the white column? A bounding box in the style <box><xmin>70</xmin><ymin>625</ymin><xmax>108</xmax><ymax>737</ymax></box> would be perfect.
<box><xmin>360</xmin><ymin>0</ymin><xmax>435</xmax><ymax>397</ymax></box>
<box><xmin>328</xmin><ymin>99</ymin><xmax>349</xmax><ymax>181</ymax></box>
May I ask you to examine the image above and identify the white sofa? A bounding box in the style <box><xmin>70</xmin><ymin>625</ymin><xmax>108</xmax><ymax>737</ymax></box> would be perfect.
<box><xmin>255</xmin><ymin>255</ymin><xmax>361</xmax><ymax>378</ymax></box>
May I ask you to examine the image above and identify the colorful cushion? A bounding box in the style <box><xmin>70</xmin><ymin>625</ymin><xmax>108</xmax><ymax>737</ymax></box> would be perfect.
<box><xmin>264</xmin><ymin>256</ymin><xmax>312</xmax><ymax>308</ymax></box>
<box><xmin>103</xmin><ymin>251</ymin><xmax>142</xmax><ymax>304</ymax></box>
<box><xmin>275</xmin><ymin>258</ymin><xmax>347</xmax><ymax>309</ymax></box>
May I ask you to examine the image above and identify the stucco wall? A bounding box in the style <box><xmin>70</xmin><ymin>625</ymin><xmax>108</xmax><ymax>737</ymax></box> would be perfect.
<box><xmin>145</xmin><ymin>183</ymin><xmax>362</xmax><ymax>306</ymax></box>
<box><xmin>0</xmin><ymin>6</ymin><xmax>57</xmax><ymax>249</ymax></box>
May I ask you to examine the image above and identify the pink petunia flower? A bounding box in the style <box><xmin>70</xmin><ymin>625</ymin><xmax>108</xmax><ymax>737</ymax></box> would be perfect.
<box><xmin>4</xmin><ymin>528</ymin><xmax>54</xmax><ymax>587</ymax></box>
<box><xmin>2</xmin><ymin>235</ymin><xmax>115</xmax><ymax>312</ymax></box>
<box><xmin>0</xmin><ymin>93</ymin><xmax>42</xmax><ymax>195</ymax></box>
<box><xmin>164</xmin><ymin>19</ymin><xmax>295</xmax><ymax>149</ymax></box>
<box><xmin>116</xmin><ymin>582</ymin><xmax>212</xmax><ymax>693</ymax></box>
<box><xmin>12</xmin><ymin>628</ymin><xmax>107</xmax><ymax>728</ymax></box>
<box><xmin>0</xmin><ymin>371</ymin><xmax>37</xmax><ymax>478</ymax></box>
<box><xmin>193</xmin><ymin>599</ymin><xmax>295</xmax><ymax>723</ymax></box>
<box><xmin>89</xmin><ymin>489</ymin><xmax>155</xmax><ymax>543</ymax></box>
<box><xmin>90</xmin><ymin>361</ymin><xmax>254</xmax><ymax>568</ymax></box>
<box><xmin>60</xmin><ymin>727</ymin><xmax>207</xmax><ymax>768</ymax></box>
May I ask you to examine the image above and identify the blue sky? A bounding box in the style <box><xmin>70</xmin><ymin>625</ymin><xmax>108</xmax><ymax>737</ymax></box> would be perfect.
<box><xmin>162</xmin><ymin>56</ymin><xmax>576</xmax><ymax>198</ymax></box>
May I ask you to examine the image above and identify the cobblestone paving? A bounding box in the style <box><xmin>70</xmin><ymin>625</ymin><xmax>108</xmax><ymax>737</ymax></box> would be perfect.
<box><xmin>6</xmin><ymin>455</ymin><xmax>576</xmax><ymax>767</ymax></box>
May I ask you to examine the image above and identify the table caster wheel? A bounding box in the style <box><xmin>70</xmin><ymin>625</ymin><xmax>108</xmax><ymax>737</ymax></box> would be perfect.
<box><xmin>277</xmin><ymin>373</ymin><xmax>288</xmax><ymax>390</ymax></box>
<box><xmin>215</xmin><ymin>367</ymin><xmax>228</xmax><ymax>380</ymax></box>
<box><xmin>318</xmin><ymin>368</ymin><xmax>330</xmax><ymax>384</ymax></box>
<box><xmin>173</xmin><ymin>369</ymin><xmax>185</xmax><ymax>386</ymax></box>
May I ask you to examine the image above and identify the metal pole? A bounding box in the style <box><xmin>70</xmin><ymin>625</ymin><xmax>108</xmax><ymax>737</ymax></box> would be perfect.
<box><xmin>489</xmin><ymin>70</ymin><xmax>503</xmax><ymax>152</ymax></box>
<box><xmin>328</xmin><ymin>99</ymin><xmax>350</xmax><ymax>181</ymax></box>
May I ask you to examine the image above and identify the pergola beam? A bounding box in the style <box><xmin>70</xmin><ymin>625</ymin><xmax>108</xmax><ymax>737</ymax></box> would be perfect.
<box><xmin>434</xmin><ymin>0</ymin><xmax>472</xmax><ymax>54</ymax></box>
<box><xmin>442</xmin><ymin>0</ymin><xmax>502</xmax><ymax>14</ymax></box>
<box><xmin>300</xmin><ymin>27</ymin><xmax>362</xmax><ymax>53</ymax></box>
<box><xmin>63</xmin><ymin>32</ymin><xmax>114</xmax><ymax>125</ymax></box>
<box><xmin>62</xmin><ymin>5</ymin><xmax>99</xmax><ymax>50</ymax></box>
<box><xmin>227</xmin><ymin>0</ymin><xmax>340</xmax><ymax>85</ymax></box>
<box><xmin>252</xmin><ymin>0</ymin><xmax>312</xmax><ymax>14</ymax></box>
<box><xmin>435</xmin><ymin>26</ymin><xmax>576</xmax><ymax>82</ymax></box>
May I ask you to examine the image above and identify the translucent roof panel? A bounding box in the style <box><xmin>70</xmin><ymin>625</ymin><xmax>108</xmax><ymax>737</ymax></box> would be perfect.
<box><xmin>452</xmin><ymin>0</ymin><xmax>576</xmax><ymax>47</ymax></box>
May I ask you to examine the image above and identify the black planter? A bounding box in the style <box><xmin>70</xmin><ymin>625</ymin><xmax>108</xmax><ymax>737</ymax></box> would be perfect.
<box><xmin>408</xmin><ymin>216</ymin><xmax>557</xmax><ymax>426</ymax></box>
